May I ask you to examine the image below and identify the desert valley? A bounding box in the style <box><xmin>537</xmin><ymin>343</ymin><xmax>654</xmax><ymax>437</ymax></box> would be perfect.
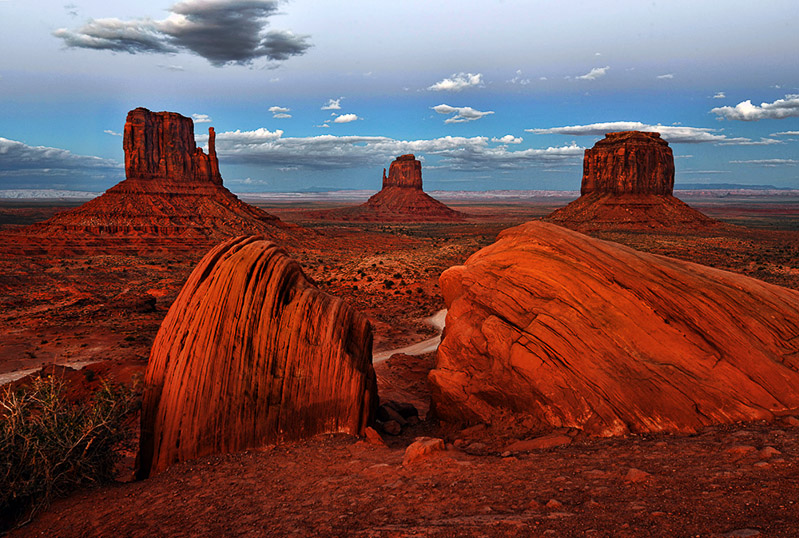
<box><xmin>1</xmin><ymin>106</ymin><xmax>799</xmax><ymax>537</ymax></box>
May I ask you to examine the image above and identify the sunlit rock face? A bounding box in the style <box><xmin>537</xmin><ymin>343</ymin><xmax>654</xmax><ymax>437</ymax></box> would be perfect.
<box><xmin>13</xmin><ymin>108</ymin><xmax>297</xmax><ymax>252</ymax></box>
<box><xmin>123</xmin><ymin>107</ymin><xmax>222</xmax><ymax>185</ymax></box>
<box><xmin>308</xmin><ymin>154</ymin><xmax>464</xmax><ymax>222</ymax></box>
<box><xmin>431</xmin><ymin>221</ymin><xmax>799</xmax><ymax>436</ymax></box>
<box><xmin>548</xmin><ymin>131</ymin><xmax>716</xmax><ymax>230</ymax></box>
<box><xmin>580</xmin><ymin>131</ymin><xmax>674</xmax><ymax>196</ymax></box>
<box><xmin>137</xmin><ymin>236</ymin><xmax>377</xmax><ymax>478</ymax></box>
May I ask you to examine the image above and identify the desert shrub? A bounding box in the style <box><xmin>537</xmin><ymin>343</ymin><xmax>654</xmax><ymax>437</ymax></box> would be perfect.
<box><xmin>0</xmin><ymin>375</ymin><xmax>139</xmax><ymax>530</ymax></box>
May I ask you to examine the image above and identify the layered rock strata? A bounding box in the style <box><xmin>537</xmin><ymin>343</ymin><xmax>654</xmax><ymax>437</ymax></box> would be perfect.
<box><xmin>310</xmin><ymin>154</ymin><xmax>464</xmax><ymax>222</ymax></box>
<box><xmin>548</xmin><ymin>131</ymin><xmax>715</xmax><ymax>230</ymax></box>
<box><xmin>430</xmin><ymin>221</ymin><xmax>799</xmax><ymax>436</ymax></box>
<box><xmin>11</xmin><ymin>108</ymin><xmax>296</xmax><ymax>253</ymax></box>
<box><xmin>138</xmin><ymin>236</ymin><xmax>377</xmax><ymax>478</ymax></box>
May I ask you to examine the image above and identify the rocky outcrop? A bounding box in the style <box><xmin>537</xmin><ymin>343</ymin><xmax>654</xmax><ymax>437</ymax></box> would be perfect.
<box><xmin>12</xmin><ymin>108</ymin><xmax>299</xmax><ymax>253</ymax></box>
<box><xmin>137</xmin><ymin>236</ymin><xmax>377</xmax><ymax>478</ymax></box>
<box><xmin>548</xmin><ymin>131</ymin><xmax>716</xmax><ymax>230</ymax></box>
<box><xmin>581</xmin><ymin>131</ymin><xmax>673</xmax><ymax>195</ymax></box>
<box><xmin>430</xmin><ymin>221</ymin><xmax>799</xmax><ymax>436</ymax></box>
<box><xmin>308</xmin><ymin>155</ymin><xmax>464</xmax><ymax>222</ymax></box>
<box><xmin>124</xmin><ymin>107</ymin><xmax>222</xmax><ymax>185</ymax></box>
<box><xmin>382</xmin><ymin>154</ymin><xmax>423</xmax><ymax>190</ymax></box>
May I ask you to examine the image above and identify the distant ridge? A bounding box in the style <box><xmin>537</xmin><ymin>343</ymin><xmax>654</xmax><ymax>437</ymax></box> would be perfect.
<box><xmin>675</xmin><ymin>183</ymin><xmax>790</xmax><ymax>191</ymax></box>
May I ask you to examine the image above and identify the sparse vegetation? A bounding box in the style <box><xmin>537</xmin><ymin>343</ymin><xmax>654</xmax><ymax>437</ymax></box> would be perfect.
<box><xmin>0</xmin><ymin>374</ymin><xmax>140</xmax><ymax>530</ymax></box>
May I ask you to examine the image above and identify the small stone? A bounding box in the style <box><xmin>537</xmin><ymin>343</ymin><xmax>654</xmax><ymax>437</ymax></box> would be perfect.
<box><xmin>382</xmin><ymin>420</ymin><xmax>401</xmax><ymax>436</ymax></box>
<box><xmin>545</xmin><ymin>499</ymin><xmax>564</xmax><ymax>510</ymax></box>
<box><xmin>585</xmin><ymin>500</ymin><xmax>601</xmax><ymax>509</ymax></box>
<box><xmin>624</xmin><ymin>468</ymin><xmax>651</xmax><ymax>483</ymax></box>
<box><xmin>364</xmin><ymin>426</ymin><xmax>386</xmax><ymax>447</ymax></box>
<box><xmin>467</xmin><ymin>442</ymin><xmax>487</xmax><ymax>452</ymax></box>
<box><xmin>753</xmin><ymin>461</ymin><xmax>770</xmax><ymax>469</ymax></box>
<box><xmin>651</xmin><ymin>511</ymin><xmax>666</xmax><ymax>517</ymax></box>
<box><xmin>527</xmin><ymin>499</ymin><xmax>542</xmax><ymax>510</ymax></box>
<box><xmin>402</xmin><ymin>437</ymin><xmax>445</xmax><ymax>466</ymax></box>
<box><xmin>723</xmin><ymin>529</ymin><xmax>761</xmax><ymax>537</ymax></box>
<box><xmin>501</xmin><ymin>451</ymin><xmax>512</xmax><ymax>457</ymax></box>
<box><xmin>782</xmin><ymin>416</ymin><xmax>799</xmax><ymax>427</ymax></box>
<box><xmin>758</xmin><ymin>446</ymin><xmax>781</xmax><ymax>459</ymax></box>
<box><xmin>726</xmin><ymin>445</ymin><xmax>757</xmax><ymax>458</ymax></box>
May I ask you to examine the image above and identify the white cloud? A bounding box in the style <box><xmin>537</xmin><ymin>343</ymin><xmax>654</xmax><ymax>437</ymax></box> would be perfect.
<box><xmin>321</xmin><ymin>98</ymin><xmax>342</xmax><ymax>110</ymax></box>
<box><xmin>730</xmin><ymin>159</ymin><xmax>798</xmax><ymax>166</ymax></box>
<box><xmin>205</xmin><ymin>129</ymin><xmax>583</xmax><ymax>171</ymax></box>
<box><xmin>773</xmin><ymin>131</ymin><xmax>799</xmax><ymax>136</ymax></box>
<box><xmin>711</xmin><ymin>94</ymin><xmax>799</xmax><ymax>121</ymax></box>
<box><xmin>491</xmin><ymin>135</ymin><xmax>523</xmax><ymax>144</ymax></box>
<box><xmin>333</xmin><ymin>113</ymin><xmax>359</xmax><ymax>123</ymax></box>
<box><xmin>268</xmin><ymin>105</ymin><xmax>291</xmax><ymax>119</ymax></box>
<box><xmin>104</xmin><ymin>129</ymin><xmax>122</xmax><ymax>137</ymax></box>
<box><xmin>656</xmin><ymin>73</ymin><xmax>674</xmax><ymax>79</ymax></box>
<box><xmin>713</xmin><ymin>92</ymin><xmax>726</xmax><ymax>99</ymax></box>
<box><xmin>432</xmin><ymin>104</ymin><xmax>494</xmax><ymax>124</ymax></box>
<box><xmin>158</xmin><ymin>64</ymin><xmax>185</xmax><ymax>71</ymax></box>
<box><xmin>53</xmin><ymin>0</ymin><xmax>311</xmax><ymax>67</ymax></box>
<box><xmin>428</xmin><ymin>72</ymin><xmax>483</xmax><ymax>92</ymax></box>
<box><xmin>526</xmin><ymin>121</ymin><xmax>779</xmax><ymax>145</ymax></box>
<box><xmin>576</xmin><ymin>66</ymin><xmax>609</xmax><ymax>80</ymax></box>
<box><xmin>192</xmin><ymin>113</ymin><xmax>212</xmax><ymax>123</ymax></box>
<box><xmin>508</xmin><ymin>70</ymin><xmax>530</xmax><ymax>85</ymax></box>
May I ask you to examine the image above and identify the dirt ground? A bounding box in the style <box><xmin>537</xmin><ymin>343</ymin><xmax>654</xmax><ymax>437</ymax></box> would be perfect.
<box><xmin>3</xmin><ymin>193</ymin><xmax>799</xmax><ymax>537</ymax></box>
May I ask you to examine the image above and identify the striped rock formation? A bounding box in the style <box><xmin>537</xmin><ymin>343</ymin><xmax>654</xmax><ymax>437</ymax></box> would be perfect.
<box><xmin>548</xmin><ymin>131</ymin><xmax>716</xmax><ymax>230</ymax></box>
<box><xmin>11</xmin><ymin>108</ymin><xmax>298</xmax><ymax>253</ymax></box>
<box><xmin>137</xmin><ymin>236</ymin><xmax>377</xmax><ymax>477</ymax></box>
<box><xmin>431</xmin><ymin>221</ymin><xmax>799</xmax><ymax>436</ymax></box>
<box><xmin>311</xmin><ymin>154</ymin><xmax>464</xmax><ymax>222</ymax></box>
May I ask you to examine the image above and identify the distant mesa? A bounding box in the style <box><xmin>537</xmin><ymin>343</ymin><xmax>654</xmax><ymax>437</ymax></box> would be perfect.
<box><xmin>137</xmin><ymin>235</ymin><xmax>377</xmax><ymax>478</ymax></box>
<box><xmin>308</xmin><ymin>154</ymin><xmax>465</xmax><ymax>222</ymax></box>
<box><xmin>431</xmin><ymin>220</ymin><xmax>799</xmax><ymax>436</ymax></box>
<box><xmin>11</xmin><ymin>107</ymin><xmax>299</xmax><ymax>253</ymax></box>
<box><xmin>548</xmin><ymin>131</ymin><xmax>717</xmax><ymax>230</ymax></box>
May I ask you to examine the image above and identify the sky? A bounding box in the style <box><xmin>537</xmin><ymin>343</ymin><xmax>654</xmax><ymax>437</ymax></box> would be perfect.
<box><xmin>1</xmin><ymin>0</ymin><xmax>798</xmax><ymax>193</ymax></box>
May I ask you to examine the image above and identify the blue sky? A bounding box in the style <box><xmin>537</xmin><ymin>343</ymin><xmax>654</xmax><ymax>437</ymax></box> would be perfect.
<box><xmin>1</xmin><ymin>0</ymin><xmax>798</xmax><ymax>192</ymax></box>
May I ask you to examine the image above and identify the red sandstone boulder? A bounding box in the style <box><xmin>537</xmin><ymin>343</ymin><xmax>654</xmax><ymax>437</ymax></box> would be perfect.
<box><xmin>430</xmin><ymin>221</ymin><xmax>799</xmax><ymax>436</ymax></box>
<box><xmin>11</xmin><ymin>108</ymin><xmax>299</xmax><ymax>253</ymax></box>
<box><xmin>309</xmin><ymin>154</ymin><xmax>464</xmax><ymax>222</ymax></box>
<box><xmin>137</xmin><ymin>236</ymin><xmax>377</xmax><ymax>477</ymax></box>
<box><xmin>548</xmin><ymin>131</ymin><xmax>716</xmax><ymax>230</ymax></box>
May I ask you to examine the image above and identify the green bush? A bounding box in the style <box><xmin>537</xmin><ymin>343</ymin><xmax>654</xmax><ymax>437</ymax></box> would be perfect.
<box><xmin>0</xmin><ymin>374</ymin><xmax>139</xmax><ymax>530</ymax></box>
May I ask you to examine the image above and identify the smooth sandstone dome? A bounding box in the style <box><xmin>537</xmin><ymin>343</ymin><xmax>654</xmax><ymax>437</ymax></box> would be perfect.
<box><xmin>137</xmin><ymin>236</ymin><xmax>377</xmax><ymax>478</ymax></box>
<box><xmin>430</xmin><ymin>221</ymin><xmax>799</xmax><ymax>436</ymax></box>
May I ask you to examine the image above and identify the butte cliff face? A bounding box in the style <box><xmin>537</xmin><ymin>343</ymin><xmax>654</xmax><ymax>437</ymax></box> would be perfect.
<box><xmin>137</xmin><ymin>235</ymin><xmax>377</xmax><ymax>478</ymax></box>
<box><xmin>431</xmin><ymin>221</ymin><xmax>799</xmax><ymax>436</ymax></box>
<box><xmin>548</xmin><ymin>131</ymin><xmax>715</xmax><ymax>230</ymax></box>
<box><xmin>311</xmin><ymin>154</ymin><xmax>464</xmax><ymax>222</ymax></box>
<box><xmin>13</xmin><ymin>108</ymin><xmax>297</xmax><ymax>253</ymax></box>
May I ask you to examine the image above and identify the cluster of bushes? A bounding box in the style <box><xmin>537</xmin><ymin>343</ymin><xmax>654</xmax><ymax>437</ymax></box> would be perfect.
<box><xmin>0</xmin><ymin>375</ymin><xmax>139</xmax><ymax>530</ymax></box>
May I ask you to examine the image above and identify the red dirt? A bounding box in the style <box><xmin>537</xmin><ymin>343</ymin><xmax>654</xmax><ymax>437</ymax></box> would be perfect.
<box><xmin>4</xmin><ymin>195</ymin><xmax>799</xmax><ymax>536</ymax></box>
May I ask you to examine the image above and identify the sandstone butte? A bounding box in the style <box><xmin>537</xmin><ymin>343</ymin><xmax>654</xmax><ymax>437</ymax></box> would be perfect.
<box><xmin>137</xmin><ymin>235</ymin><xmax>377</xmax><ymax>478</ymax></box>
<box><xmin>9</xmin><ymin>108</ymin><xmax>298</xmax><ymax>253</ymax></box>
<box><xmin>312</xmin><ymin>154</ymin><xmax>464</xmax><ymax>222</ymax></box>
<box><xmin>430</xmin><ymin>221</ymin><xmax>799</xmax><ymax>436</ymax></box>
<box><xmin>548</xmin><ymin>131</ymin><xmax>717</xmax><ymax>231</ymax></box>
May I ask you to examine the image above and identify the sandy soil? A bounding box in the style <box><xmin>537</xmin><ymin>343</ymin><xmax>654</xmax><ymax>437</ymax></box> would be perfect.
<box><xmin>3</xmin><ymin>194</ymin><xmax>799</xmax><ymax>536</ymax></box>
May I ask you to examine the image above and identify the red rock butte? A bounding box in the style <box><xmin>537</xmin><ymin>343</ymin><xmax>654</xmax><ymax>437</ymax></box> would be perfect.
<box><xmin>7</xmin><ymin>108</ymin><xmax>299</xmax><ymax>253</ymax></box>
<box><xmin>431</xmin><ymin>221</ymin><xmax>799</xmax><ymax>436</ymax></box>
<box><xmin>137</xmin><ymin>235</ymin><xmax>377</xmax><ymax>478</ymax></box>
<box><xmin>548</xmin><ymin>131</ymin><xmax>716</xmax><ymax>230</ymax></box>
<box><xmin>309</xmin><ymin>154</ymin><xmax>464</xmax><ymax>222</ymax></box>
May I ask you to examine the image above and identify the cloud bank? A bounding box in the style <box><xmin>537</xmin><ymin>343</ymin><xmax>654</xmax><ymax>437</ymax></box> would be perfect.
<box><xmin>711</xmin><ymin>95</ymin><xmax>799</xmax><ymax>121</ymax></box>
<box><xmin>527</xmin><ymin>121</ymin><xmax>779</xmax><ymax>145</ymax></box>
<box><xmin>53</xmin><ymin>0</ymin><xmax>311</xmax><ymax>67</ymax></box>
<box><xmin>432</xmin><ymin>104</ymin><xmax>494</xmax><ymax>124</ymax></box>
<box><xmin>201</xmin><ymin>129</ymin><xmax>583</xmax><ymax>171</ymax></box>
<box><xmin>428</xmin><ymin>73</ymin><xmax>483</xmax><ymax>92</ymax></box>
